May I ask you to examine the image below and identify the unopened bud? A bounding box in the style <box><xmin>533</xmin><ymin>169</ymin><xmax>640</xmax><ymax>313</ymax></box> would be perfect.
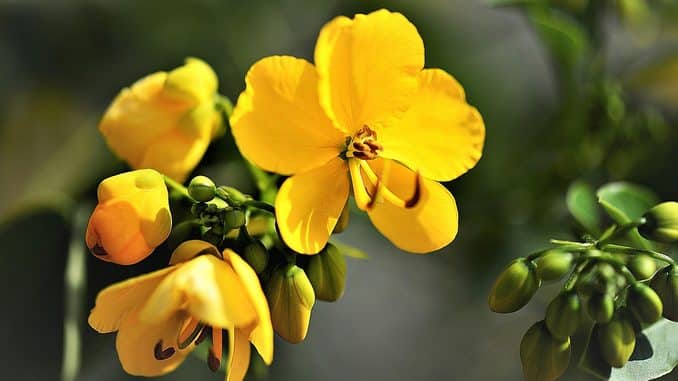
<box><xmin>627</xmin><ymin>255</ymin><xmax>657</xmax><ymax>281</ymax></box>
<box><xmin>266</xmin><ymin>265</ymin><xmax>315</xmax><ymax>343</ymax></box>
<box><xmin>587</xmin><ymin>292</ymin><xmax>615</xmax><ymax>323</ymax></box>
<box><xmin>489</xmin><ymin>258</ymin><xmax>540</xmax><ymax>313</ymax></box>
<box><xmin>520</xmin><ymin>321</ymin><xmax>571</xmax><ymax>381</ymax></box>
<box><xmin>545</xmin><ymin>292</ymin><xmax>581</xmax><ymax>340</ymax></box>
<box><xmin>639</xmin><ymin>202</ymin><xmax>678</xmax><ymax>243</ymax></box>
<box><xmin>307</xmin><ymin>244</ymin><xmax>347</xmax><ymax>302</ymax></box>
<box><xmin>597</xmin><ymin>310</ymin><xmax>636</xmax><ymax>368</ymax></box>
<box><xmin>188</xmin><ymin>175</ymin><xmax>216</xmax><ymax>202</ymax></box>
<box><xmin>627</xmin><ymin>283</ymin><xmax>663</xmax><ymax>325</ymax></box>
<box><xmin>243</xmin><ymin>241</ymin><xmax>268</xmax><ymax>274</ymax></box>
<box><xmin>650</xmin><ymin>266</ymin><xmax>678</xmax><ymax>322</ymax></box>
<box><xmin>534</xmin><ymin>250</ymin><xmax>574</xmax><ymax>282</ymax></box>
<box><xmin>223</xmin><ymin>208</ymin><xmax>246</xmax><ymax>231</ymax></box>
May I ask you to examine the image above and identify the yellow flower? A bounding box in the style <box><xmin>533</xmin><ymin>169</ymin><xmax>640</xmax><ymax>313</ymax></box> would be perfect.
<box><xmin>88</xmin><ymin>240</ymin><xmax>274</xmax><ymax>381</ymax></box>
<box><xmin>99</xmin><ymin>58</ymin><xmax>222</xmax><ymax>182</ymax></box>
<box><xmin>86</xmin><ymin>169</ymin><xmax>172</xmax><ymax>265</ymax></box>
<box><xmin>230</xmin><ymin>9</ymin><xmax>485</xmax><ymax>254</ymax></box>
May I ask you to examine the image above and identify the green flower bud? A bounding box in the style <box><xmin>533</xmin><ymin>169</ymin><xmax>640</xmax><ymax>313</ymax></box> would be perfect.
<box><xmin>266</xmin><ymin>265</ymin><xmax>315</xmax><ymax>343</ymax></box>
<box><xmin>223</xmin><ymin>208</ymin><xmax>246</xmax><ymax>231</ymax></box>
<box><xmin>307</xmin><ymin>243</ymin><xmax>347</xmax><ymax>302</ymax></box>
<box><xmin>587</xmin><ymin>292</ymin><xmax>615</xmax><ymax>323</ymax></box>
<box><xmin>627</xmin><ymin>283</ymin><xmax>663</xmax><ymax>324</ymax></box>
<box><xmin>520</xmin><ymin>321</ymin><xmax>571</xmax><ymax>381</ymax></box>
<box><xmin>626</xmin><ymin>255</ymin><xmax>657</xmax><ymax>281</ymax></box>
<box><xmin>546</xmin><ymin>292</ymin><xmax>581</xmax><ymax>340</ymax></box>
<box><xmin>489</xmin><ymin>258</ymin><xmax>540</xmax><ymax>313</ymax></box>
<box><xmin>332</xmin><ymin>203</ymin><xmax>350</xmax><ymax>234</ymax></box>
<box><xmin>650</xmin><ymin>266</ymin><xmax>678</xmax><ymax>322</ymax></box>
<box><xmin>534</xmin><ymin>250</ymin><xmax>574</xmax><ymax>282</ymax></box>
<box><xmin>167</xmin><ymin>220</ymin><xmax>202</xmax><ymax>252</ymax></box>
<box><xmin>576</xmin><ymin>262</ymin><xmax>619</xmax><ymax>297</ymax></box>
<box><xmin>188</xmin><ymin>175</ymin><xmax>216</xmax><ymax>202</ymax></box>
<box><xmin>243</xmin><ymin>241</ymin><xmax>268</xmax><ymax>274</ymax></box>
<box><xmin>597</xmin><ymin>311</ymin><xmax>636</xmax><ymax>368</ymax></box>
<box><xmin>639</xmin><ymin>202</ymin><xmax>678</xmax><ymax>243</ymax></box>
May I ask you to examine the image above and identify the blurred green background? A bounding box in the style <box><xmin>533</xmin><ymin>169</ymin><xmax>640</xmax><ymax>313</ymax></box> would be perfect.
<box><xmin>1</xmin><ymin>0</ymin><xmax>677</xmax><ymax>380</ymax></box>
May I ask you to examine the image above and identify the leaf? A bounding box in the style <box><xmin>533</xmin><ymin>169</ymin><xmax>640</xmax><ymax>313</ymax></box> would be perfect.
<box><xmin>527</xmin><ymin>7</ymin><xmax>589</xmax><ymax>71</ymax></box>
<box><xmin>580</xmin><ymin>319</ymin><xmax>678</xmax><ymax>381</ymax></box>
<box><xmin>567</xmin><ymin>181</ymin><xmax>601</xmax><ymax>235</ymax></box>
<box><xmin>597</xmin><ymin>182</ymin><xmax>659</xmax><ymax>249</ymax></box>
<box><xmin>331</xmin><ymin>240</ymin><xmax>369</xmax><ymax>260</ymax></box>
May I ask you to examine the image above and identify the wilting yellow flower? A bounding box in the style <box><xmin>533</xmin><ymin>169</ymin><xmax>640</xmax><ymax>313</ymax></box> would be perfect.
<box><xmin>100</xmin><ymin>58</ymin><xmax>222</xmax><ymax>182</ymax></box>
<box><xmin>231</xmin><ymin>9</ymin><xmax>485</xmax><ymax>254</ymax></box>
<box><xmin>86</xmin><ymin>169</ymin><xmax>171</xmax><ymax>265</ymax></box>
<box><xmin>88</xmin><ymin>240</ymin><xmax>274</xmax><ymax>381</ymax></box>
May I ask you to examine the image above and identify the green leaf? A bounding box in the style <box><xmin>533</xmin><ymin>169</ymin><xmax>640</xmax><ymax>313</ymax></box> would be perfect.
<box><xmin>331</xmin><ymin>240</ymin><xmax>369</xmax><ymax>260</ymax></box>
<box><xmin>567</xmin><ymin>181</ymin><xmax>601</xmax><ymax>235</ymax></box>
<box><xmin>527</xmin><ymin>7</ymin><xmax>589</xmax><ymax>70</ymax></box>
<box><xmin>597</xmin><ymin>182</ymin><xmax>659</xmax><ymax>249</ymax></box>
<box><xmin>580</xmin><ymin>319</ymin><xmax>678</xmax><ymax>381</ymax></box>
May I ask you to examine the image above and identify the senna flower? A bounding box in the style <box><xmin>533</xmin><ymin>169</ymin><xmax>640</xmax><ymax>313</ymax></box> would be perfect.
<box><xmin>88</xmin><ymin>240</ymin><xmax>273</xmax><ymax>381</ymax></box>
<box><xmin>231</xmin><ymin>9</ymin><xmax>485</xmax><ymax>254</ymax></box>
<box><xmin>86</xmin><ymin>169</ymin><xmax>171</xmax><ymax>265</ymax></box>
<box><xmin>99</xmin><ymin>58</ymin><xmax>222</xmax><ymax>182</ymax></box>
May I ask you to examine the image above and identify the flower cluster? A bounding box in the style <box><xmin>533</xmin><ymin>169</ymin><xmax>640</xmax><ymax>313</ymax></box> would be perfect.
<box><xmin>86</xmin><ymin>9</ymin><xmax>484</xmax><ymax>380</ymax></box>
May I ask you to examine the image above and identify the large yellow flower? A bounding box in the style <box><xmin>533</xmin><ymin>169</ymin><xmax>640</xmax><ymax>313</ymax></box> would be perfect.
<box><xmin>231</xmin><ymin>9</ymin><xmax>485</xmax><ymax>254</ymax></box>
<box><xmin>88</xmin><ymin>240</ymin><xmax>273</xmax><ymax>381</ymax></box>
<box><xmin>100</xmin><ymin>58</ymin><xmax>222</xmax><ymax>182</ymax></box>
<box><xmin>86</xmin><ymin>169</ymin><xmax>171</xmax><ymax>265</ymax></box>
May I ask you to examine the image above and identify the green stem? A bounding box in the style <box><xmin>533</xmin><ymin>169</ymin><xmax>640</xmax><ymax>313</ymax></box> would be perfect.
<box><xmin>61</xmin><ymin>205</ymin><xmax>89</xmax><ymax>381</ymax></box>
<box><xmin>564</xmin><ymin>259</ymin><xmax>590</xmax><ymax>292</ymax></box>
<box><xmin>242</xmin><ymin>200</ymin><xmax>275</xmax><ymax>214</ymax></box>
<box><xmin>550</xmin><ymin>239</ymin><xmax>593</xmax><ymax>248</ymax></box>
<box><xmin>596</xmin><ymin>219</ymin><xmax>645</xmax><ymax>247</ymax></box>
<box><xmin>164</xmin><ymin>176</ymin><xmax>194</xmax><ymax>201</ymax></box>
<box><xmin>602</xmin><ymin>244</ymin><xmax>676</xmax><ymax>265</ymax></box>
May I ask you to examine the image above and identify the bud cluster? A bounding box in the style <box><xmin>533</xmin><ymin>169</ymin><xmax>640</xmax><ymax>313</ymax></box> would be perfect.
<box><xmin>489</xmin><ymin>198</ymin><xmax>678</xmax><ymax>381</ymax></box>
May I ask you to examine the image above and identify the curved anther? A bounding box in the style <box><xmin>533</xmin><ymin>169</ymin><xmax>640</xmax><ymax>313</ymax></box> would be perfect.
<box><xmin>348</xmin><ymin>159</ymin><xmax>372</xmax><ymax>211</ymax></box>
<box><xmin>177</xmin><ymin>318</ymin><xmax>204</xmax><ymax>349</ymax></box>
<box><xmin>153</xmin><ymin>340</ymin><xmax>176</xmax><ymax>360</ymax></box>
<box><xmin>358</xmin><ymin>161</ymin><xmax>421</xmax><ymax>209</ymax></box>
<box><xmin>207</xmin><ymin>328</ymin><xmax>223</xmax><ymax>372</ymax></box>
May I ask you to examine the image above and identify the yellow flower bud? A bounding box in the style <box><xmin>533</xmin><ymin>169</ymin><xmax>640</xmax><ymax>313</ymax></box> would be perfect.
<box><xmin>639</xmin><ymin>202</ymin><xmax>678</xmax><ymax>243</ymax></box>
<box><xmin>99</xmin><ymin>58</ymin><xmax>222</xmax><ymax>182</ymax></box>
<box><xmin>597</xmin><ymin>310</ymin><xmax>636</xmax><ymax>368</ymax></box>
<box><xmin>86</xmin><ymin>169</ymin><xmax>171</xmax><ymax>265</ymax></box>
<box><xmin>307</xmin><ymin>243</ymin><xmax>347</xmax><ymax>302</ymax></box>
<box><xmin>266</xmin><ymin>265</ymin><xmax>315</xmax><ymax>343</ymax></box>
<box><xmin>520</xmin><ymin>321</ymin><xmax>571</xmax><ymax>381</ymax></box>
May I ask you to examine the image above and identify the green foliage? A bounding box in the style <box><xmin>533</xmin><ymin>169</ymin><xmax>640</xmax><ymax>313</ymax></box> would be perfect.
<box><xmin>567</xmin><ymin>181</ymin><xmax>601</xmax><ymax>236</ymax></box>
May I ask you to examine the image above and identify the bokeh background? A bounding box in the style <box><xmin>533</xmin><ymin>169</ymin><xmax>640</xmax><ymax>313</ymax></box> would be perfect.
<box><xmin>1</xmin><ymin>0</ymin><xmax>677</xmax><ymax>380</ymax></box>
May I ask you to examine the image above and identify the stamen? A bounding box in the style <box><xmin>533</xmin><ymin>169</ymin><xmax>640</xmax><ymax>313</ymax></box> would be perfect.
<box><xmin>177</xmin><ymin>318</ymin><xmax>204</xmax><ymax>349</ymax></box>
<box><xmin>207</xmin><ymin>328</ymin><xmax>223</xmax><ymax>372</ymax></box>
<box><xmin>359</xmin><ymin>161</ymin><xmax>421</xmax><ymax>209</ymax></box>
<box><xmin>348</xmin><ymin>159</ymin><xmax>372</xmax><ymax>211</ymax></box>
<box><xmin>153</xmin><ymin>340</ymin><xmax>175</xmax><ymax>360</ymax></box>
<box><xmin>195</xmin><ymin>326</ymin><xmax>209</xmax><ymax>345</ymax></box>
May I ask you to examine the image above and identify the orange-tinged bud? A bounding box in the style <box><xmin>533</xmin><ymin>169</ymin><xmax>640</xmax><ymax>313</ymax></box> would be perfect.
<box><xmin>85</xmin><ymin>169</ymin><xmax>172</xmax><ymax>265</ymax></box>
<box><xmin>99</xmin><ymin>58</ymin><xmax>222</xmax><ymax>182</ymax></box>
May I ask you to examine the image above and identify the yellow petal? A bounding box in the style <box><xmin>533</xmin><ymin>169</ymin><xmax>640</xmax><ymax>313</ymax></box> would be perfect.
<box><xmin>275</xmin><ymin>158</ymin><xmax>350</xmax><ymax>254</ymax></box>
<box><xmin>164</xmin><ymin>57</ymin><xmax>218</xmax><ymax>104</ymax></box>
<box><xmin>115</xmin><ymin>308</ymin><xmax>190</xmax><ymax>376</ymax></box>
<box><xmin>315</xmin><ymin>9</ymin><xmax>424</xmax><ymax>133</ymax></box>
<box><xmin>169</xmin><ymin>240</ymin><xmax>220</xmax><ymax>265</ymax></box>
<box><xmin>224</xmin><ymin>249</ymin><xmax>274</xmax><ymax>364</ymax></box>
<box><xmin>230</xmin><ymin>55</ymin><xmax>345</xmax><ymax>175</ymax></box>
<box><xmin>140</xmin><ymin>255</ymin><xmax>257</xmax><ymax>328</ymax></box>
<box><xmin>379</xmin><ymin>69</ymin><xmax>485</xmax><ymax>181</ymax></box>
<box><xmin>226</xmin><ymin>328</ymin><xmax>252</xmax><ymax>381</ymax></box>
<box><xmin>366</xmin><ymin>159</ymin><xmax>459</xmax><ymax>253</ymax></box>
<box><xmin>88</xmin><ymin>266</ymin><xmax>177</xmax><ymax>333</ymax></box>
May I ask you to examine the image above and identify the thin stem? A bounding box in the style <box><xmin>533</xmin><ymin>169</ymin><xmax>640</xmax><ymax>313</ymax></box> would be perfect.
<box><xmin>61</xmin><ymin>205</ymin><xmax>89</xmax><ymax>381</ymax></box>
<box><xmin>596</xmin><ymin>219</ymin><xmax>645</xmax><ymax>247</ymax></box>
<box><xmin>242</xmin><ymin>200</ymin><xmax>275</xmax><ymax>214</ymax></box>
<box><xmin>602</xmin><ymin>244</ymin><xmax>676</xmax><ymax>265</ymax></box>
<box><xmin>164</xmin><ymin>176</ymin><xmax>194</xmax><ymax>201</ymax></box>
<box><xmin>550</xmin><ymin>239</ymin><xmax>593</xmax><ymax>248</ymax></box>
<box><xmin>564</xmin><ymin>259</ymin><xmax>590</xmax><ymax>292</ymax></box>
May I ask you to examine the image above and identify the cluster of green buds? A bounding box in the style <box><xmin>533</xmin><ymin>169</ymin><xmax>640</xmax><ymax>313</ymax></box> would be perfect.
<box><xmin>489</xmin><ymin>191</ymin><xmax>678</xmax><ymax>381</ymax></box>
<box><xmin>170</xmin><ymin>174</ymin><xmax>349</xmax><ymax>344</ymax></box>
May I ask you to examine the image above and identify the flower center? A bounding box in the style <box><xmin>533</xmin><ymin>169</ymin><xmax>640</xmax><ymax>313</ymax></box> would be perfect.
<box><xmin>344</xmin><ymin>126</ymin><xmax>383</xmax><ymax>160</ymax></box>
<box><xmin>152</xmin><ymin>316</ymin><xmax>223</xmax><ymax>373</ymax></box>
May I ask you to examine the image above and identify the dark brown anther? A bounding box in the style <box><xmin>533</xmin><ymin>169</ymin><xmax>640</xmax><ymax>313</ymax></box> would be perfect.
<box><xmin>365</xmin><ymin>140</ymin><xmax>383</xmax><ymax>152</ymax></box>
<box><xmin>90</xmin><ymin>243</ymin><xmax>108</xmax><ymax>256</ymax></box>
<box><xmin>207</xmin><ymin>349</ymin><xmax>221</xmax><ymax>372</ymax></box>
<box><xmin>194</xmin><ymin>326</ymin><xmax>209</xmax><ymax>345</ymax></box>
<box><xmin>178</xmin><ymin>323</ymin><xmax>205</xmax><ymax>349</ymax></box>
<box><xmin>154</xmin><ymin>340</ymin><xmax>176</xmax><ymax>360</ymax></box>
<box><xmin>405</xmin><ymin>173</ymin><xmax>422</xmax><ymax>208</ymax></box>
